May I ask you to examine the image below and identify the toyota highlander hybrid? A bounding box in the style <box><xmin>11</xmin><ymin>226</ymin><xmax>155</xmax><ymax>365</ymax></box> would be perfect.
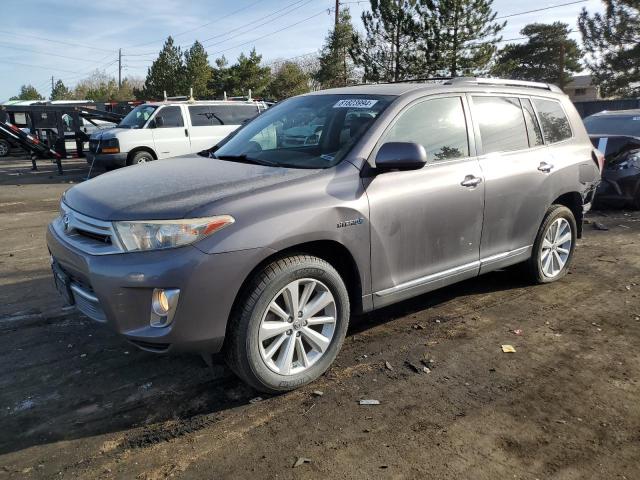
<box><xmin>47</xmin><ymin>78</ymin><xmax>601</xmax><ymax>392</ymax></box>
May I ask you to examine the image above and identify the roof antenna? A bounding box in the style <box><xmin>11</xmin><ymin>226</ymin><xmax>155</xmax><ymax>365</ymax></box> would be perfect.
<box><xmin>163</xmin><ymin>90</ymin><xmax>167</xmax><ymax>102</ymax></box>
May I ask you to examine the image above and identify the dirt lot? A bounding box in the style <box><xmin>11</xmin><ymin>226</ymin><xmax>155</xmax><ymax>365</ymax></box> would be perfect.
<box><xmin>0</xmin><ymin>156</ymin><xmax>639</xmax><ymax>479</ymax></box>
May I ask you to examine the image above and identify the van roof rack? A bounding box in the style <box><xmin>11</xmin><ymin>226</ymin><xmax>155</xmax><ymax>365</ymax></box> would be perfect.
<box><xmin>446</xmin><ymin>77</ymin><xmax>563</xmax><ymax>93</ymax></box>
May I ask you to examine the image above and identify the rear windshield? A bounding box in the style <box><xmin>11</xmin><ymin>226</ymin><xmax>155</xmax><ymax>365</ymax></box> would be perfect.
<box><xmin>583</xmin><ymin>115</ymin><xmax>640</xmax><ymax>137</ymax></box>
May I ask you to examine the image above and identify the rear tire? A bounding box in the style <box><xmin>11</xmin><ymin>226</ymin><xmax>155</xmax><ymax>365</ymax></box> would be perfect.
<box><xmin>526</xmin><ymin>205</ymin><xmax>577</xmax><ymax>284</ymax></box>
<box><xmin>128</xmin><ymin>151</ymin><xmax>153</xmax><ymax>166</ymax></box>
<box><xmin>224</xmin><ymin>255</ymin><xmax>350</xmax><ymax>393</ymax></box>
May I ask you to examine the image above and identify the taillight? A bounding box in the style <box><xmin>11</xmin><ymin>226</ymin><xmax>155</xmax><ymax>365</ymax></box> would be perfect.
<box><xmin>592</xmin><ymin>149</ymin><xmax>605</xmax><ymax>172</ymax></box>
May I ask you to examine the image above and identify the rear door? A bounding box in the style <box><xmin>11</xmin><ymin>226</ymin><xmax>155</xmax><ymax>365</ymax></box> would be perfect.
<box><xmin>366</xmin><ymin>95</ymin><xmax>485</xmax><ymax>307</ymax></box>
<box><xmin>150</xmin><ymin>105</ymin><xmax>191</xmax><ymax>159</ymax></box>
<box><xmin>469</xmin><ymin>95</ymin><xmax>553</xmax><ymax>271</ymax></box>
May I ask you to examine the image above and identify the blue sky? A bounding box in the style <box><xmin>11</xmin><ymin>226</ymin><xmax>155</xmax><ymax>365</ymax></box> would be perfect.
<box><xmin>0</xmin><ymin>0</ymin><xmax>603</xmax><ymax>101</ymax></box>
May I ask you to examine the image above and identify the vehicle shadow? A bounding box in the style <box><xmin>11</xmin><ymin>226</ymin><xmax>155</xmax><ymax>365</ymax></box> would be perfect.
<box><xmin>0</xmin><ymin>266</ymin><xmax>528</xmax><ymax>456</ymax></box>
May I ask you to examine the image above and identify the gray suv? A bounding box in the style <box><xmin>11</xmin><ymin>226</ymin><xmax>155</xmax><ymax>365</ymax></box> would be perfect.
<box><xmin>47</xmin><ymin>78</ymin><xmax>601</xmax><ymax>392</ymax></box>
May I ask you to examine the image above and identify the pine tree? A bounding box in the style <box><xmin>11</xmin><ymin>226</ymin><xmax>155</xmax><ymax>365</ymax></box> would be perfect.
<box><xmin>316</xmin><ymin>9</ymin><xmax>357</xmax><ymax>88</ymax></box>
<box><xmin>351</xmin><ymin>0</ymin><xmax>423</xmax><ymax>82</ymax></box>
<box><xmin>228</xmin><ymin>49</ymin><xmax>272</xmax><ymax>97</ymax></box>
<box><xmin>491</xmin><ymin>23</ymin><xmax>581</xmax><ymax>89</ymax></box>
<box><xmin>50</xmin><ymin>79</ymin><xmax>71</xmax><ymax>100</ymax></box>
<box><xmin>184</xmin><ymin>41</ymin><xmax>212</xmax><ymax>98</ymax></box>
<box><xmin>142</xmin><ymin>36</ymin><xmax>185</xmax><ymax>99</ymax></box>
<box><xmin>268</xmin><ymin>62</ymin><xmax>310</xmax><ymax>100</ymax></box>
<box><xmin>419</xmin><ymin>0</ymin><xmax>505</xmax><ymax>77</ymax></box>
<box><xmin>579</xmin><ymin>0</ymin><xmax>640</xmax><ymax>97</ymax></box>
<box><xmin>9</xmin><ymin>84</ymin><xmax>44</xmax><ymax>101</ymax></box>
<box><xmin>209</xmin><ymin>56</ymin><xmax>231</xmax><ymax>97</ymax></box>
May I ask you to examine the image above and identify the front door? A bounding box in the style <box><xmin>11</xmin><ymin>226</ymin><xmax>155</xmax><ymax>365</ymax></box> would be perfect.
<box><xmin>151</xmin><ymin>106</ymin><xmax>191</xmax><ymax>159</ymax></box>
<box><xmin>366</xmin><ymin>95</ymin><xmax>485</xmax><ymax>308</ymax></box>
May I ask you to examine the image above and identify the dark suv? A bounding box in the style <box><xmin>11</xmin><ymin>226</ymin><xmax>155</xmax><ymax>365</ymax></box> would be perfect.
<box><xmin>47</xmin><ymin>78</ymin><xmax>601</xmax><ymax>392</ymax></box>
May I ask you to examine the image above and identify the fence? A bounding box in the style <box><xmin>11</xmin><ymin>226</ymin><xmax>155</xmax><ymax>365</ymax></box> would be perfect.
<box><xmin>573</xmin><ymin>98</ymin><xmax>640</xmax><ymax>118</ymax></box>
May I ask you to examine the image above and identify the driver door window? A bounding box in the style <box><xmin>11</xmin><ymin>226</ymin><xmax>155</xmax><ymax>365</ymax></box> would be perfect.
<box><xmin>154</xmin><ymin>106</ymin><xmax>184</xmax><ymax>128</ymax></box>
<box><xmin>381</xmin><ymin>97</ymin><xmax>469</xmax><ymax>162</ymax></box>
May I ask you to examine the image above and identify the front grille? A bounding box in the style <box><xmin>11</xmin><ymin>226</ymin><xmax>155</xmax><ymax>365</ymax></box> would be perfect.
<box><xmin>71</xmin><ymin>283</ymin><xmax>106</xmax><ymax>323</ymax></box>
<box><xmin>54</xmin><ymin>203</ymin><xmax>123</xmax><ymax>255</ymax></box>
<box><xmin>75</xmin><ymin>228</ymin><xmax>112</xmax><ymax>244</ymax></box>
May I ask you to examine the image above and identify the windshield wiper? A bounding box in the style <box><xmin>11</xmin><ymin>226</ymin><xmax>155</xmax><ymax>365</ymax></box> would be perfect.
<box><xmin>213</xmin><ymin>154</ymin><xmax>279</xmax><ymax>167</ymax></box>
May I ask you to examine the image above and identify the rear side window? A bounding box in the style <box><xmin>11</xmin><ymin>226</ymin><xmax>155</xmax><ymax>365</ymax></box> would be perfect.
<box><xmin>532</xmin><ymin>98</ymin><xmax>572</xmax><ymax>143</ymax></box>
<box><xmin>155</xmin><ymin>106</ymin><xmax>184</xmax><ymax>128</ymax></box>
<box><xmin>472</xmin><ymin>96</ymin><xmax>529</xmax><ymax>153</ymax></box>
<box><xmin>521</xmin><ymin>98</ymin><xmax>544</xmax><ymax>147</ymax></box>
<box><xmin>189</xmin><ymin>106</ymin><xmax>215</xmax><ymax>126</ymax></box>
<box><xmin>210</xmin><ymin>105</ymin><xmax>260</xmax><ymax>125</ymax></box>
<box><xmin>382</xmin><ymin>96</ymin><xmax>469</xmax><ymax>162</ymax></box>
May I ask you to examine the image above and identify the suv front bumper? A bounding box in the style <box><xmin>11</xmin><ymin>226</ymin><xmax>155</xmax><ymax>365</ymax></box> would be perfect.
<box><xmin>46</xmin><ymin>224</ymin><xmax>270</xmax><ymax>354</ymax></box>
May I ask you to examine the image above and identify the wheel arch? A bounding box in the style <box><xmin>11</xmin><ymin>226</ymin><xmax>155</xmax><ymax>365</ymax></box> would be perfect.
<box><xmin>230</xmin><ymin>240</ymin><xmax>364</xmax><ymax>323</ymax></box>
<box><xmin>551</xmin><ymin>191</ymin><xmax>584</xmax><ymax>238</ymax></box>
<box><xmin>127</xmin><ymin>146</ymin><xmax>157</xmax><ymax>163</ymax></box>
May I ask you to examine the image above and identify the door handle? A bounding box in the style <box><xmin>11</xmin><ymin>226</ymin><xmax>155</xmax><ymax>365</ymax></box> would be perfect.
<box><xmin>538</xmin><ymin>161</ymin><xmax>554</xmax><ymax>173</ymax></box>
<box><xmin>460</xmin><ymin>175</ymin><xmax>482</xmax><ymax>188</ymax></box>
<box><xmin>184</xmin><ymin>128</ymin><xmax>189</xmax><ymax>137</ymax></box>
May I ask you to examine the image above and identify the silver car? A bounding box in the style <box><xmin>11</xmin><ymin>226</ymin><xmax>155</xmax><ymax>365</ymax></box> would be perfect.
<box><xmin>47</xmin><ymin>78</ymin><xmax>601</xmax><ymax>392</ymax></box>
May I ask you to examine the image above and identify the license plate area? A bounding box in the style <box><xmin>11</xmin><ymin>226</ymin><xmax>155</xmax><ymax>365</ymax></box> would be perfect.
<box><xmin>52</xmin><ymin>261</ymin><xmax>75</xmax><ymax>306</ymax></box>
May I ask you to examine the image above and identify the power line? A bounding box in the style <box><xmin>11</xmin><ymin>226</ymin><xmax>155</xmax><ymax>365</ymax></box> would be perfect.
<box><xmin>0</xmin><ymin>59</ymin><xmax>82</xmax><ymax>74</ymax></box>
<box><xmin>0</xmin><ymin>29</ymin><xmax>115</xmax><ymax>53</ymax></box>
<box><xmin>123</xmin><ymin>0</ymin><xmax>317</xmax><ymax>57</ymax></box>
<box><xmin>125</xmin><ymin>0</ymin><xmax>264</xmax><ymax>49</ymax></box>
<box><xmin>207</xmin><ymin>8</ymin><xmax>333</xmax><ymax>57</ymax></box>
<box><xmin>0</xmin><ymin>41</ymin><xmax>101</xmax><ymax>64</ymax></box>
<box><xmin>495</xmin><ymin>0</ymin><xmax>588</xmax><ymax>20</ymax></box>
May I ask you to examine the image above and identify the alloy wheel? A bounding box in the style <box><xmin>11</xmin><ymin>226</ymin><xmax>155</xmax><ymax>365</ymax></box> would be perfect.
<box><xmin>540</xmin><ymin>217</ymin><xmax>572</xmax><ymax>278</ymax></box>
<box><xmin>258</xmin><ymin>278</ymin><xmax>337</xmax><ymax>376</ymax></box>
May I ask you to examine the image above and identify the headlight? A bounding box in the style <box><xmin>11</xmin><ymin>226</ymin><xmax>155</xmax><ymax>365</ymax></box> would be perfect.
<box><xmin>113</xmin><ymin>215</ymin><xmax>234</xmax><ymax>252</ymax></box>
<box><xmin>101</xmin><ymin>138</ymin><xmax>119</xmax><ymax>154</ymax></box>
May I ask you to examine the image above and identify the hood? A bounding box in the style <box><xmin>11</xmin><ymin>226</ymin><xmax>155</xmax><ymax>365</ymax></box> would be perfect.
<box><xmin>64</xmin><ymin>154</ymin><xmax>321</xmax><ymax>221</ymax></box>
<box><xmin>90</xmin><ymin>129</ymin><xmax>120</xmax><ymax>141</ymax></box>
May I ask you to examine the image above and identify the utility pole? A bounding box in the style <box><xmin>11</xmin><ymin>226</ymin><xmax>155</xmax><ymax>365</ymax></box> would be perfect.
<box><xmin>51</xmin><ymin>76</ymin><xmax>54</xmax><ymax>95</ymax></box>
<box><xmin>118</xmin><ymin>48</ymin><xmax>122</xmax><ymax>89</ymax></box>
<box><xmin>335</xmin><ymin>0</ymin><xmax>339</xmax><ymax>28</ymax></box>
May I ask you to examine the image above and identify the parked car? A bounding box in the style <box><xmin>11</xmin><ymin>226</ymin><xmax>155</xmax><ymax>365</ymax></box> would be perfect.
<box><xmin>86</xmin><ymin>100</ymin><xmax>267</xmax><ymax>169</ymax></box>
<box><xmin>48</xmin><ymin>78</ymin><xmax>601</xmax><ymax>392</ymax></box>
<box><xmin>583</xmin><ymin>109</ymin><xmax>640</xmax><ymax>208</ymax></box>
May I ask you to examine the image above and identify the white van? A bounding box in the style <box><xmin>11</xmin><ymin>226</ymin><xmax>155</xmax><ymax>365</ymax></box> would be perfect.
<box><xmin>86</xmin><ymin>100</ymin><xmax>267</xmax><ymax>169</ymax></box>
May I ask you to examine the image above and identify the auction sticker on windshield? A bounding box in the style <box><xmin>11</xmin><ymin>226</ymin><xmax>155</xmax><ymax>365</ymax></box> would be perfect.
<box><xmin>333</xmin><ymin>99</ymin><xmax>378</xmax><ymax>109</ymax></box>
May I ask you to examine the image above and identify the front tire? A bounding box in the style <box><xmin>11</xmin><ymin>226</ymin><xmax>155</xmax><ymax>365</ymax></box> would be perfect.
<box><xmin>128</xmin><ymin>151</ymin><xmax>153</xmax><ymax>166</ymax></box>
<box><xmin>526</xmin><ymin>205</ymin><xmax>577</xmax><ymax>283</ymax></box>
<box><xmin>225</xmin><ymin>255</ymin><xmax>350</xmax><ymax>393</ymax></box>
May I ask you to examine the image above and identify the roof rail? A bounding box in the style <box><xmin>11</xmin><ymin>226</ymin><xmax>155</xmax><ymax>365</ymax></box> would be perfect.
<box><xmin>446</xmin><ymin>77</ymin><xmax>563</xmax><ymax>93</ymax></box>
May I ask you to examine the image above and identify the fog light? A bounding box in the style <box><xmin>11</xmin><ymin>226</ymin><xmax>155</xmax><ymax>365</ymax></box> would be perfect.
<box><xmin>150</xmin><ymin>288</ymin><xmax>180</xmax><ymax>327</ymax></box>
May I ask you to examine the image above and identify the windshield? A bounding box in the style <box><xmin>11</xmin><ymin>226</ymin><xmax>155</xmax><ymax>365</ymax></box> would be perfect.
<box><xmin>213</xmin><ymin>94</ymin><xmax>394</xmax><ymax>168</ymax></box>
<box><xmin>118</xmin><ymin>105</ymin><xmax>157</xmax><ymax>129</ymax></box>
<box><xmin>584</xmin><ymin>115</ymin><xmax>640</xmax><ymax>137</ymax></box>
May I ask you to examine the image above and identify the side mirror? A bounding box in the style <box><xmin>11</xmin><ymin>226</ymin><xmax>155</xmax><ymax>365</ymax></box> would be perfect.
<box><xmin>375</xmin><ymin>142</ymin><xmax>427</xmax><ymax>171</ymax></box>
<box><xmin>154</xmin><ymin>116</ymin><xmax>164</xmax><ymax>128</ymax></box>
<box><xmin>148</xmin><ymin>119</ymin><xmax>156</xmax><ymax>129</ymax></box>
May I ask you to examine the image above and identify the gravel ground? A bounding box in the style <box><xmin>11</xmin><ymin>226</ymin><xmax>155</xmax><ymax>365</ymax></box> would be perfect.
<box><xmin>0</xmin><ymin>156</ymin><xmax>639</xmax><ymax>479</ymax></box>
